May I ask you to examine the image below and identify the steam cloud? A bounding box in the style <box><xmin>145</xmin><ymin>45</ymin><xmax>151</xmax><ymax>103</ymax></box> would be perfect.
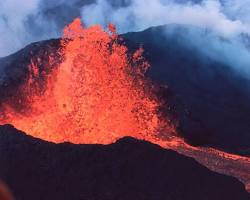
<box><xmin>81</xmin><ymin>0</ymin><xmax>250</xmax><ymax>36</ymax></box>
<box><xmin>0</xmin><ymin>0</ymin><xmax>39</xmax><ymax>57</ymax></box>
<box><xmin>1</xmin><ymin>0</ymin><xmax>250</xmax><ymax>76</ymax></box>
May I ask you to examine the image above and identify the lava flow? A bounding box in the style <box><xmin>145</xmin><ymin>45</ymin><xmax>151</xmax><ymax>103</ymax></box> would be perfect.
<box><xmin>0</xmin><ymin>18</ymin><xmax>174</xmax><ymax>144</ymax></box>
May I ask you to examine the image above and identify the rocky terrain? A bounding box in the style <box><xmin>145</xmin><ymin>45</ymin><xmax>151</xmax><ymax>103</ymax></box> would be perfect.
<box><xmin>0</xmin><ymin>124</ymin><xmax>249</xmax><ymax>200</ymax></box>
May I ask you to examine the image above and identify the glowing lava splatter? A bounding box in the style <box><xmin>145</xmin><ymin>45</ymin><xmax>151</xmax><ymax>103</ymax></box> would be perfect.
<box><xmin>0</xmin><ymin>18</ymin><xmax>173</xmax><ymax>144</ymax></box>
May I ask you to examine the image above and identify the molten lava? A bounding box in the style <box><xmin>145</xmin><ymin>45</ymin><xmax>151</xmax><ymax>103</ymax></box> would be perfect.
<box><xmin>0</xmin><ymin>18</ymin><xmax>173</xmax><ymax>144</ymax></box>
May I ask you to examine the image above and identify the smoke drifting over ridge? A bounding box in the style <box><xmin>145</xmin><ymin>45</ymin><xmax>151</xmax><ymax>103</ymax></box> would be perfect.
<box><xmin>81</xmin><ymin>0</ymin><xmax>250</xmax><ymax>35</ymax></box>
<box><xmin>1</xmin><ymin>0</ymin><xmax>250</xmax><ymax>78</ymax></box>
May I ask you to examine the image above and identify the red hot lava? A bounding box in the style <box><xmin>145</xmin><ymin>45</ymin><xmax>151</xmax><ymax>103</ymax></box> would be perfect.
<box><xmin>0</xmin><ymin>18</ymin><xmax>174</xmax><ymax>144</ymax></box>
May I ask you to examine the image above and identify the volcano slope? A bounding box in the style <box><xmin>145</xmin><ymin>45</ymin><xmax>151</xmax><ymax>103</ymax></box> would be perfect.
<box><xmin>124</xmin><ymin>25</ymin><xmax>250</xmax><ymax>155</ymax></box>
<box><xmin>0</xmin><ymin>124</ymin><xmax>249</xmax><ymax>200</ymax></box>
<box><xmin>1</xmin><ymin>24</ymin><xmax>250</xmax><ymax>156</ymax></box>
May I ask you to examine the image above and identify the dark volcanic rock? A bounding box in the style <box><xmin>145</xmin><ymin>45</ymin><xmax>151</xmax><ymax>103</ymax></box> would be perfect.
<box><xmin>0</xmin><ymin>125</ymin><xmax>249</xmax><ymax>200</ymax></box>
<box><xmin>122</xmin><ymin>25</ymin><xmax>250</xmax><ymax>154</ymax></box>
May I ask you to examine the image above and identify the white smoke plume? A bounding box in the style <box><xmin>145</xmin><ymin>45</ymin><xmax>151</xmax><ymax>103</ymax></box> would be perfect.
<box><xmin>1</xmin><ymin>0</ymin><xmax>250</xmax><ymax>58</ymax></box>
<box><xmin>81</xmin><ymin>0</ymin><xmax>250</xmax><ymax>36</ymax></box>
<box><xmin>0</xmin><ymin>0</ymin><xmax>40</xmax><ymax>57</ymax></box>
<box><xmin>80</xmin><ymin>0</ymin><xmax>250</xmax><ymax>78</ymax></box>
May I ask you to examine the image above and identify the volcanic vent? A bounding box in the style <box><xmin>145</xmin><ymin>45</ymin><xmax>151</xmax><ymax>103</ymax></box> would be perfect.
<box><xmin>0</xmin><ymin>18</ymin><xmax>174</xmax><ymax>144</ymax></box>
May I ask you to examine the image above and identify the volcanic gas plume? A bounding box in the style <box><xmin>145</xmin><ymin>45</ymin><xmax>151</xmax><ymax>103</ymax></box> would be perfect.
<box><xmin>0</xmin><ymin>18</ymin><xmax>174</xmax><ymax>144</ymax></box>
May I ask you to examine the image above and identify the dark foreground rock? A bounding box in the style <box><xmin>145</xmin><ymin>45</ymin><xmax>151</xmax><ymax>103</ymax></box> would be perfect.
<box><xmin>0</xmin><ymin>125</ymin><xmax>249</xmax><ymax>200</ymax></box>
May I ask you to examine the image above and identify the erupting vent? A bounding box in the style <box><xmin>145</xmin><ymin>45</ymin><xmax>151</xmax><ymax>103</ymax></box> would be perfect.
<box><xmin>0</xmin><ymin>18</ymin><xmax>174</xmax><ymax>144</ymax></box>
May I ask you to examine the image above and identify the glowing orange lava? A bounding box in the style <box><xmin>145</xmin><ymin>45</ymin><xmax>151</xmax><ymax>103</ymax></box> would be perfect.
<box><xmin>0</xmin><ymin>18</ymin><xmax>174</xmax><ymax>144</ymax></box>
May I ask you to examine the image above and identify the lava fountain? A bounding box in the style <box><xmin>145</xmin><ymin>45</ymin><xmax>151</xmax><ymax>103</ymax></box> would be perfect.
<box><xmin>1</xmin><ymin>19</ymin><xmax>250</xmax><ymax>192</ymax></box>
<box><xmin>0</xmin><ymin>18</ymin><xmax>174</xmax><ymax>144</ymax></box>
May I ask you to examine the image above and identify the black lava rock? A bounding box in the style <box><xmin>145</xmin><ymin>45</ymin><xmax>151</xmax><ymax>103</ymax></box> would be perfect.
<box><xmin>0</xmin><ymin>125</ymin><xmax>249</xmax><ymax>200</ymax></box>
